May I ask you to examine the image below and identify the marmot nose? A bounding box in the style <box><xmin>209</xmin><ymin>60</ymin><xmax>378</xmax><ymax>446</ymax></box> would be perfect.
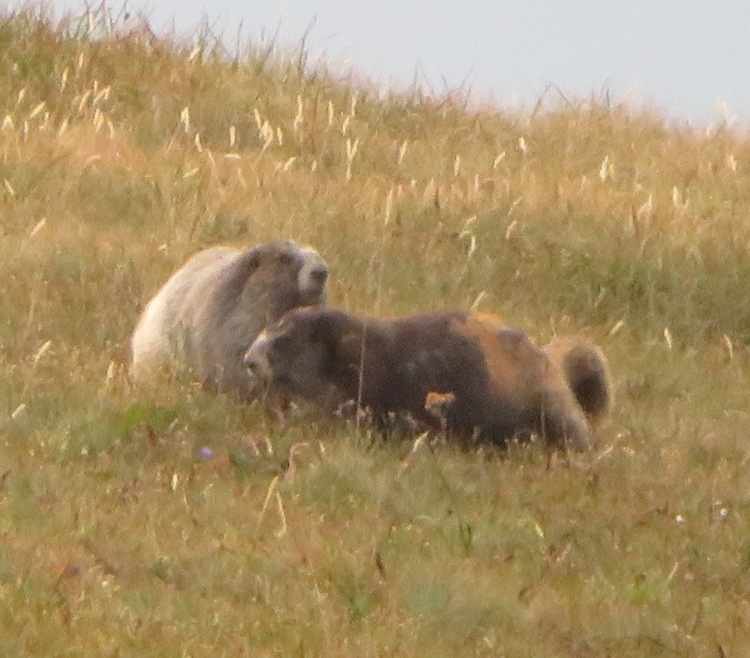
<box><xmin>310</xmin><ymin>266</ymin><xmax>328</xmax><ymax>286</ymax></box>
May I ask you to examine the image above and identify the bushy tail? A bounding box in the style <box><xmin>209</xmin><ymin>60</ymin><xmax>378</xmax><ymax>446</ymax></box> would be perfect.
<box><xmin>544</xmin><ymin>337</ymin><xmax>612</xmax><ymax>426</ymax></box>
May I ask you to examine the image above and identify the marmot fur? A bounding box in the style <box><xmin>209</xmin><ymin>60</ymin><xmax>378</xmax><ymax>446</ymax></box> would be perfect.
<box><xmin>543</xmin><ymin>336</ymin><xmax>612</xmax><ymax>428</ymax></box>
<box><xmin>243</xmin><ymin>308</ymin><xmax>611</xmax><ymax>450</ymax></box>
<box><xmin>131</xmin><ymin>241</ymin><xmax>328</xmax><ymax>398</ymax></box>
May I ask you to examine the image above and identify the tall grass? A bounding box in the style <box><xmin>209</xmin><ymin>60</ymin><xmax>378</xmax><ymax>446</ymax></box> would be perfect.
<box><xmin>1</xmin><ymin>4</ymin><xmax>749</xmax><ymax>655</ymax></box>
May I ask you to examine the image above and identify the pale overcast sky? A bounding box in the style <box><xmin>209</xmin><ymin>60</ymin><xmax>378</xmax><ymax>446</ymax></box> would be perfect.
<box><xmin>34</xmin><ymin>1</ymin><xmax>750</xmax><ymax>124</ymax></box>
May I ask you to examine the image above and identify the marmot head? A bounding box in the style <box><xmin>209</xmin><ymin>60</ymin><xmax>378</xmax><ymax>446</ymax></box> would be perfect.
<box><xmin>243</xmin><ymin>307</ymin><xmax>354</xmax><ymax>402</ymax></box>
<box><xmin>218</xmin><ymin>241</ymin><xmax>329</xmax><ymax>322</ymax></box>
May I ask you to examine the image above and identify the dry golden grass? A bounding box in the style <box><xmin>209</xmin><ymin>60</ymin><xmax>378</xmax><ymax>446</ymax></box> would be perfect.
<box><xmin>1</xmin><ymin>4</ymin><xmax>750</xmax><ymax>656</ymax></box>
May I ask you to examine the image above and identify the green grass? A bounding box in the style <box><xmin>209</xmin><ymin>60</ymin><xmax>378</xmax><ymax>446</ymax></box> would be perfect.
<box><xmin>1</xmin><ymin>4</ymin><xmax>750</xmax><ymax>656</ymax></box>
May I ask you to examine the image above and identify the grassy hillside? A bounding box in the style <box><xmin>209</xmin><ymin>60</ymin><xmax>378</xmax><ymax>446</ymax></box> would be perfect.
<box><xmin>1</xmin><ymin>5</ymin><xmax>750</xmax><ymax>656</ymax></box>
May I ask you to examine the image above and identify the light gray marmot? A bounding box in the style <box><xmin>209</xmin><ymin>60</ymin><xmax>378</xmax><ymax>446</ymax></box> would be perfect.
<box><xmin>130</xmin><ymin>240</ymin><xmax>328</xmax><ymax>399</ymax></box>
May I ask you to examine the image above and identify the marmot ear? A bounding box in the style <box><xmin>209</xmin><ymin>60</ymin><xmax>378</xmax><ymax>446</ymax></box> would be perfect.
<box><xmin>237</xmin><ymin>247</ymin><xmax>262</xmax><ymax>281</ymax></box>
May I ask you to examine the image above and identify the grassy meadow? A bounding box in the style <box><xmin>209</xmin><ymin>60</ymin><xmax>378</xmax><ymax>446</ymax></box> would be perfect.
<box><xmin>2</xmin><ymin>5</ymin><xmax>750</xmax><ymax>656</ymax></box>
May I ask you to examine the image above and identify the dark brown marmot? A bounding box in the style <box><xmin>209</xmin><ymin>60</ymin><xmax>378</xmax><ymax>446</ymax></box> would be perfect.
<box><xmin>130</xmin><ymin>241</ymin><xmax>328</xmax><ymax>398</ymax></box>
<box><xmin>243</xmin><ymin>308</ymin><xmax>611</xmax><ymax>450</ymax></box>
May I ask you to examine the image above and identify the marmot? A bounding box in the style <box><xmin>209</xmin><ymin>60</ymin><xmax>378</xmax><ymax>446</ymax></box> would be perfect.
<box><xmin>243</xmin><ymin>307</ymin><xmax>612</xmax><ymax>451</ymax></box>
<box><xmin>130</xmin><ymin>241</ymin><xmax>328</xmax><ymax>398</ymax></box>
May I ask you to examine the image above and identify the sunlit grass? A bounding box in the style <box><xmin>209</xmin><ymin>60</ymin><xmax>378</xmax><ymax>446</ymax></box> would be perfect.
<box><xmin>1</xmin><ymin>3</ymin><xmax>750</xmax><ymax>655</ymax></box>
